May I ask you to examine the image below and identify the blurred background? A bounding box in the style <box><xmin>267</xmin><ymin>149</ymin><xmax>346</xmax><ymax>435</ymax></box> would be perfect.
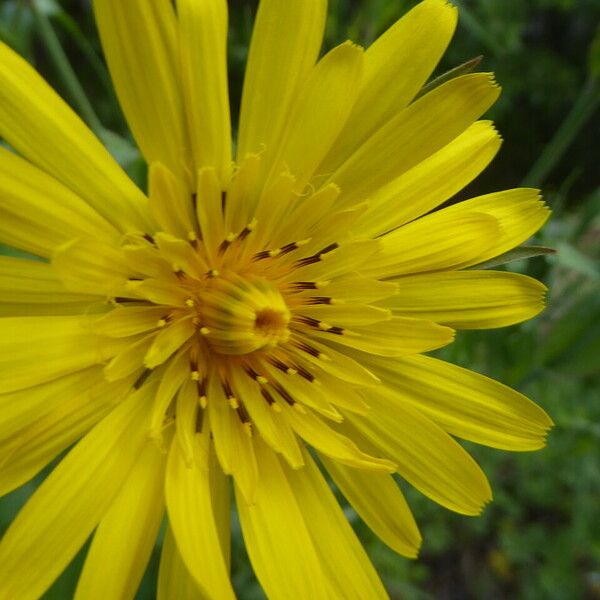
<box><xmin>0</xmin><ymin>0</ymin><xmax>599</xmax><ymax>598</ymax></box>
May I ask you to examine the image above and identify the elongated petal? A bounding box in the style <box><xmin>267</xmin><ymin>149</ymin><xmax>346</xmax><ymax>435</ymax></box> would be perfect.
<box><xmin>0</xmin><ymin>148</ymin><xmax>118</xmax><ymax>257</ymax></box>
<box><xmin>235</xmin><ymin>439</ymin><xmax>349</xmax><ymax>598</ymax></box>
<box><xmin>281</xmin><ymin>403</ymin><xmax>395</xmax><ymax>471</ymax></box>
<box><xmin>346</xmin><ymin>388</ymin><xmax>492</xmax><ymax>515</ymax></box>
<box><xmin>366</xmin><ymin>212</ymin><xmax>501</xmax><ymax>278</ymax></box>
<box><xmin>53</xmin><ymin>238</ymin><xmax>135</xmax><ymax>297</ymax></box>
<box><xmin>0</xmin><ymin>383</ymin><xmax>154</xmax><ymax>600</ymax></box>
<box><xmin>322</xmin><ymin>0</ymin><xmax>457</xmax><ymax>172</ymax></box>
<box><xmin>362</xmin><ymin>354</ymin><xmax>553</xmax><ymax>450</ymax></box>
<box><xmin>237</xmin><ymin>0</ymin><xmax>327</xmax><ymax>161</ymax></box>
<box><xmin>93</xmin><ymin>0</ymin><xmax>188</xmax><ymax>179</ymax></box>
<box><xmin>0</xmin><ymin>41</ymin><xmax>149</xmax><ymax>231</ymax></box>
<box><xmin>0</xmin><ymin>316</ymin><xmax>116</xmax><ymax>393</ymax></box>
<box><xmin>381</xmin><ymin>270</ymin><xmax>547</xmax><ymax>329</ymax></box>
<box><xmin>309</xmin><ymin>317</ymin><xmax>454</xmax><ymax>357</ymax></box>
<box><xmin>179</xmin><ymin>0</ymin><xmax>231</xmax><ymax>183</ymax></box>
<box><xmin>157</xmin><ymin>526</ymin><xmax>204</xmax><ymax>600</ymax></box>
<box><xmin>0</xmin><ymin>367</ymin><xmax>102</xmax><ymax>441</ymax></box>
<box><xmin>288</xmin><ymin>451</ymin><xmax>391</xmax><ymax>599</ymax></box>
<box><xmin>322</xmin><ymin>455</ymin><xmax>421</xmax><ymax>558</ymax></box>
<box><xmin>327</xmin><ymin>73</ymin><xmax>500</xmax><ymax>208</ymax></box>
<box><xmin>165</xmin><ymin>433</ymin><xmax>235</xmax><ymax>600</ymax></box>
<box><xmin>0</xmin><ymin>256</ymin><xmax>101</xmax><ymax>317</ymax></box>
<box><xmin>149</xmin><ymin>163</ymin><xmax>198</xmax><ymax>239</ymax></box>
<box><xmin>0</xmin><ymin>372</ymin><xmax>132</xmax><ymax>496</ymax></box>
<box><xmin>231</xmin><ymin>369</ymin><xmax>304</xmax><ymax>468</ymax></box>
<box><xmin>355</xmin><ymin>120</ymin><xmax>502</xmax><ymax>237</ymax></box>
<box><xmin>75</xmin><ymin>440</ymin><xmax>166</xmax><ymax>600</ymax></box>
<box><xmin>207</xmin><ymin>374</ymin><xmax>258</xmax><ymax>502</ymax></box>
<box><xmin>237</xmin><ymin>440</ymin><xmax>389</xmax><ymax>600</ymax></box>
<box><xmin>267</xmin><ymin>41</ymin><xmax>364</xmax><ymax>189</ymax></box>
<box><xmin>440</xmin><ymin>188</ymin><xmax>551</xmax><ymax>266</ymax></box>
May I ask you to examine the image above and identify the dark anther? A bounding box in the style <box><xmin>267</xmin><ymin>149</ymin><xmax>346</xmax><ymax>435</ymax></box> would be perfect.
<box><xmin>294</xmin><ymin>242</ymin><xmax>339</xmax><ymax>268</ymax></box>
<box><xmin>191</xmin><ymin>192</ymin><xmax>198</xmax><ymax>211</ymax></box>
<box><xmin>328</xmin><ymin>326</ymin><xmax>344</xmax><ymax>335</ymax></box>
<box><xmin>273</xmin><ymin>383</ymin><xmax>295</xmax><ymax>406</ymax></box>
<box><xmin>133</xmin><ymin>368</ymin><xmax>152</xmax><ymax>389</ymax></box>
<box><xmin>294</xmin><ymin>341</ymin><xmax>321</xmax><ymax>357</ymax></box>
<box><xmin>142</xmin><ymin>233</ymin><xmax>156</xmax><ymax>246</ymax></box>
<box><xmin>221</xmin><ymin>190</ymin><xmax>227</xmax><ymax>213</ymax></box>
<box><xmin>261</xmin><ymin>388</ymin><xmax>276</xmax><ymax>406</ymax></box>
<box><xmin>305</xmin><ymin>296</ymin><xmax>333</xmax><ymax>305</ymax></box>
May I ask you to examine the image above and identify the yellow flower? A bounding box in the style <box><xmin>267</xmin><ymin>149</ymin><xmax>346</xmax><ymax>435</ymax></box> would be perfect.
<box><xmin>0</xmin><ymin>0</ymin><xmax>552</xmax><ymax>598</ymax></box>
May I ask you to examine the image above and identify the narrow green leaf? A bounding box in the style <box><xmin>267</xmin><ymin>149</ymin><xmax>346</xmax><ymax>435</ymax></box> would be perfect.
<box><xmin>469</xmin><ymin>246</ymin><xmax>556</xmax><ymax>270</ymax></box>
<box><xmin>415</xmin><ymin>56</ymin><xmax>483</xmax><ymax>101</ymax></box>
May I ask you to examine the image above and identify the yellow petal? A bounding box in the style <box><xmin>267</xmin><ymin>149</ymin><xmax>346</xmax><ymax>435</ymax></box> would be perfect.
<box><xmin>366</xmin><ymin>212</ymin><xmax>501</xmax><ymax>278</ymax></box>
<box><xmin>148</xmin><ymin>163</ymin><xmax>198</xmax><ymax>239</ymax></box>
<box><xmin>236</xmin><ymin>0</ymin><xmax>327</xmax><ymax>161</ymax></box>
<box><xmin>440</xmin><ymin>188</ymin><xmax>551</xmax><ymax>266</ymax></box>
<box><xmin>207</xmin><ymin>373</ymin><xmax>258</xmax><ymax>503</ymax></box>
<box><xmin>322</xmin><ymin>0</ymin><xmax>457</xmax><ymax>173</ymax></box>
<box><xmin>267</xmin><ymin>41</ymin><xmax>364</xmax><ymax>190</ymax></box>
<box><xmin>327</xmin><ymin>73</ymin><xmax>500</xmax><ymax>208</ymax></box>
<box><xmin>0</xmin><ymin>371</ymin><xmax>132</xmax><ymax>496</ymax></box>
<box><xmin>149</xmin><ymin>349</ymin><xmax>190</xmax><ymax>439</ymax></box>
<box><xmin>179</xmin><ymin>0</ymin><xmax>231</xmax><ymax>183</ymax></box>
<box><xmin>144</xmin><ymin>317</ymin><xmax>194</xmax><ymax>369</ymax></box>
<box><xmin>362</xmin><ymin>354</ymin><xmax>554</xmax><ymax>451</ymax></box>
<box><xmin>292</xmin><ymin>449</ymin><xmax>391</xmax><ymax>599</ymax></box>
<box><xmin>0</xmin><ymin>256</ymin><xmax>101</xmax><ymax>317</ymax></box>
<box><xmin>165</xmin><ymin>433</ymin><xmax>235</xmax><ymax>600</ymax></box>
<box><xmin>0</xmin><ymin>41</ymin><xmax>149</xmax><ymax>232</ymax></box>
<box><xmin>208</xmin><ymin>441</ymin><xmax>232</xmax><ymax>568</ymax></box>
<box><xmin>157</xmin><ymin>526</ymin><xmax>204</xmax><ymax>600</ymax></box>
<box><xmin>94</xmin><ymin>306</ymin><xmax>168</xmax><ymax>338</ymax></box>
<box><xmin>280</xmin><ymin>403</ymin><xmax>395</xmax><ymax>472</ymax></box>
<box><xmin>74</xmin><ymin>440</ymin><xmax>166</xmax><ymax>600</ymax></box>
<box><xmin>93</xmin><ymin>0</ymin><xmax>189</xmax><ymax>179</ymax></box>
<box><xmin>52</xmin><ymin>238</ymin><xmax>135</xmax><ymax>297</ymax></box>
<box><xmin>0</xmin><ymin>148</ymin><xmax>118</xmax><ymax>257</ymax></box>
<box><xmin>0</xmin><ymin>316</ymin><xmax>113</xmax><ymax>393</ymax></box>
<box><xmin>196</xmin><ymin>166</ymin><xmax>225</xmax><ymax>265</ymax></box>
<box><xmin>309</xmin><ymin>316</ymin><xmax>454</xmax><ymax>357</ymax></box>
<box><xmin>322</xmin><ymin>455</ymin><xmax>421</xmax><ymax>558</ymax></box>
<box><xmin>0</xmin><ymin>383</ymin><xmax>155</xmax><ymax>600</ymax></box>
<box><xmin>289</xmin><ymin>336</ymin><xmax>380</xmax><ymax>387</ymax></box>
<box><xmin>347</xmin><ymin>387</ymin><xmax>493</xmax><ymax>515</ymax></box>
<box><xmin>356</xmin><ymin>120</ymin><xmax>502</xmax><ymax>237</ymax></box>
<box><xmin>231</xmin><ymin>368</ymin><xmax>304</xmax><ymax>468</ymax></box>
<box><xmin>296</xmin><ymin>303</ymin><xmax>391</xmax><ymax>327</ymax></box>
<box><xmin>235</xmin><ymin>437</ymin><xmax>336</xmax><ymax>599</ymax></box>
<box><xmin>381</xmin><ymin>270</ymin><xmax>547</xmax><ymax>329</ymax></box>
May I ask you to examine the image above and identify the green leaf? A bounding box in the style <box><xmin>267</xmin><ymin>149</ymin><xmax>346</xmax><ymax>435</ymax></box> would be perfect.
<box><xmin>414</xmin><ymin>55</ymin><xmax>483</xmax><ymax>101</ymax></box>
<box><xmin>469</xmin><ymin>245</ymin><xmax>556</xmax><ymax>270</ymax></box>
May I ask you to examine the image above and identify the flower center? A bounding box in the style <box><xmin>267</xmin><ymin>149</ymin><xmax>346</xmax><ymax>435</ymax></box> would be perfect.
<box><xmin>196</xmin><ymin>272</ymin><xmax>290</xmax><ymax>355</ymax></box>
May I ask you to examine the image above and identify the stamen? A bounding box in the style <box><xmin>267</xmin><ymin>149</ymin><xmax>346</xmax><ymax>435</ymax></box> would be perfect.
<box><xmin>185</xmin><ymin>298</ymin><xmax>195</xmax><ymax>308</ymax></box>
<box><xmin>219</xmin><ymin>232</ymin><xmax>237</xmax><ymax>254</ymax></box>
<box><xmin>261</xmin><ymin>388</ymin><xmax>281</xmax><ymax>412</ymax></box>
<box><xmin>294</xmin><ymin>242</ymin><xmax>339</xmax><ymax>268</ymax></box>
<box><xmin>133</xmin><ymin>368</ymin><xmax>152</xmax><ymax>389</ymax></box>
<box><xmin>142</xmin><ymin>233</ymin><xmax>156</xmax><ymax>246</ymax></box>
<box><xmin>238</xmin><ymin>218</ymin><xmax>257</xmax><ymax>241</ymax></box>
<box><xmin>303</xmin><ymin>296</ymin><xmax>334</xmax><ymax>305</ymax></box>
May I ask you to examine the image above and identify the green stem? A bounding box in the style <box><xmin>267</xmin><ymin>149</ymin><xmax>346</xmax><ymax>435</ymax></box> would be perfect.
<box><xmin>522</xmin><ymin>78</ymin><xmax>599</xmax><ymax>188</ymax></box>
<box><xmin>30</xmin><ymin>0</ymin><xmax>104</xmax><ymax>135</ymax></box>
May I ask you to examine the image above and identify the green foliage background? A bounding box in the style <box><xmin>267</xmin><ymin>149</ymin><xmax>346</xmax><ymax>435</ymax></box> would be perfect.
<box><xmin>1</xmin><ymin>0</ymin><xmax>599</xmax><ymax>598</ymax></box>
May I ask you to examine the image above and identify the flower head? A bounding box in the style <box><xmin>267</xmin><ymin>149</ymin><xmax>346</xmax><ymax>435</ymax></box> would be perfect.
<box><xmin>0</xmin><ymin>0</ymin><xmax>552</xmax><ymax>598</ymax></box>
